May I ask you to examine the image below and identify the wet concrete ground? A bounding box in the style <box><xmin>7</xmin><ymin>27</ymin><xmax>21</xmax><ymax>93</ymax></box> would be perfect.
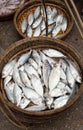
<box><xmin>0</xmin><ymin>1</ymin><xmax>83</xmax><ymax>130</ymax></box>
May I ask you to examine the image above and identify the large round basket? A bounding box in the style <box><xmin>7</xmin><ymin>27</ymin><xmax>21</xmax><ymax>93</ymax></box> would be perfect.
<box><xmin>0</xmin><ymin>37</ymin><xmax>83</xmax><ymax>129</ymax></box>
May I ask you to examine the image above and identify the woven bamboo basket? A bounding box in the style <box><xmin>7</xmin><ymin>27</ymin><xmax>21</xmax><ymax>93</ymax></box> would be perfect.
<box><xmin>0</xmin><ymin>0</ymin><xmax>27</xmax><ymax>21</ymax></box>
<box><xmin>0</xmin><ymin>37</ymin><xmax>83</xmax><ymax>129</ymax></box>
<box><xmin>14</xmin><ymin>0</ymin><xmax>74</xmax><ymax>39</ymax></box>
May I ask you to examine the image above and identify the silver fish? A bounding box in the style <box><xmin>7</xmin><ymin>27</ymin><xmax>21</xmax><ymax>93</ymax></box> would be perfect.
<box><xmin>40</xmin><ymin>51</ymin><xmax>55</xmax><ymax>65</ymax></box>
<box><xmin>66</xmin><ymin>66</ymin><xmax>75</xmax><ymax>88</ymax></box>
<box><xmin>22</xmin><ymin>87</ymin><xmax>40</xmax><ymax>99</ymax></box>
<box><xmin>60</xmin><ymin>59</ymin><xmax>67</xmax><ymax>72</ymax></box>
<box><xmin>13</xmin><ymin>84</ymin><xmax>22</xmax><ymax>106</ymax></box>
<box><xmin>52</xmin><ymin>25</ymin><xmax>61</xmax><ymax>38</ymax></box>
<box><xmin>31</xmin><ymin>75</ymin><xmax>43</xmax><ymax>97</ymax></box>
<box><xmin>20</xmin><ymin>70</ymin><xmax>32</xmax><ymax>89</ymax></box>
<box><xmin>28</xmin><ymin>12</ymin><xmax>34</xmax><ymax>26</ymax></box>
<box><xmin>21</xmin><ymin>19</ymin><xmax>27</xmax><ymax>33</ymax></box>
<box><xmin>52</xmin><ymin>95</ymin><xmax>69</xmax><ymax>109</ymax></box>
<box><xmin>60</xmin><ymin>68</ymin><xmax>66</xmax><ymax>80</ymax></box>
<box><xmin>4</xmin><ymin>82</ymin><xmax>15</xmax><ymax>103</ymax></box>
<box><xmin>34</xmin><ymin>6</ymin><xmax>41</xmax><ymax>19</ymax></box>
<box><xmin>32</xmin><ymin>50</ymin><xmax>42</xmax><ymax>67</ymax></box>
<box><xmin>31</xmin><ymin>97</ymin><xmax>44</xmax><ymax>106</ymax></box>
<box><xmin>51</xmin><ymin>7</ymin><xmax>57</xmax><ymax>20</ymax></box>
<box><xmin>43</xmin><ymin>49</ymin><xmax>65</xmax><ymax>58</ymax></box>
<box><xmin>4</xmin><ymin>75</ymin><xmax>12</xmax><ymax>86</ymax></box>
<box><xmin>13</xmin><ymin>64</ymin><xmax>25</xmax><ymax>87</ymax></box>
<box><xmin>32</xmin><ymin>16</ymin><xmax>42</xmax><ymax>28</ymax></box>
<box><xmin>41</xmin><ymin>20</ymin><xmax>45</xmax><ymax>31</ymax></box>
<box><xmin>48</xmin><ymin>19</ymin><xmax>55</xmax><ymax>25</ymax></box>
<box><xmin>27</xmin><ymin>25</ymin><xmax>33</xmax><ymax>38</ymax></box>
<box><xmin>67</xmin><ymin>60</ymin><xmax>81</xmax><ymax>83</ymax></box>
<box><xmin>55</xmin><ymin>14</ymin><xmax>64</xmax><ymax>26</ymax></box>
<box><xmin>61</xmin><ymin>17</ymin><xmax>67</xmax><ymax>32</ymax></box>
<box><xmin>17</xmin><ymin>51</ymin><xmax>31</xmax><ymax>67</ymax></box>
<box><xmin>29</xmin><ymin>58</ymin><xmax>38</xmax><ymax>70</ymax></box>
<box><xmin>45</xmin><ymin>97</ymin><xmax>53</xmax><ymax>109</ymax></box>
<box><xmin>42</xmin><ymin>60</ymin><xmax>52</xmax><ymax>88</ymax></box>
<box><xmin>49</xmin><ymin>63</ymin><xmax>61</xmax><ymax>92</ymax></box>
<box><xmin>19</xmin><ymin>96</ymin><xmax>30</xmax><ymax>109</ymax></box>
<box><xmin>50</xmin><ymin>88</ymin><xmax>67</xmax><ymax>97</ymax></box>
<box><xmin>2</xmin><ymin>59</ymin><xmax>16</xmax><ymax>78</ymax></box>
<box><xmin>24</xmin><ymin>63</ymin><xmax>39</xmax><ymax>78</ymax></box>
<box><xmin>25</xmin><ymin>104</ymin><xmax>46</xmax><ymax>111</ymax></box>
<box><xmin>46</xmin><ymin>6</ymin><xmax>52</xmax><ymax>20</ymax></box>
<box><xmin>33</xmin><ymin>25</ymin><xmax>41</xmax><ymax>37</ymax></box>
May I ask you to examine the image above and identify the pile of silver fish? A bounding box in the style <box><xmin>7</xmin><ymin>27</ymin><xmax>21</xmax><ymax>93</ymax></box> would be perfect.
<box><xmin>0</xmin><ymin>0</ymin><xmax>25</xmax><ymax>15</ymax></box>
<box><xmin>2</xmin><ymin>49</ymin><xmax>81</xmax><ymax>111</ymax></box>
<box><xmin>21</xmin><ymin>6</ymin><xmax>67</xmax><ymax>38</ymax></box>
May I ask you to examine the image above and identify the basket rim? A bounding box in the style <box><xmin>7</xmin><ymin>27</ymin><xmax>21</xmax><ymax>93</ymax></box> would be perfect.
<box><xmin>14</xmin><ymin>0</ymin><xmax>74</xmax><ymax>39</ymax></box>
<box><xmin>0</xmin><ymin>37</ymin><xmax>83</xmax><ymax>116</ymax></box>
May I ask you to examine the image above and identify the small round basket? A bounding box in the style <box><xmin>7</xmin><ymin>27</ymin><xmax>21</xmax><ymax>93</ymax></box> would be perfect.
<box><xmin>14</xmin><ymin>0</ymin><xmax>74</xmax><ymax>39</ymax></box>
<box><xmin>0</xmin><ymin>37</ymin><xmax>83</xmax><ymax>129</ymax></box>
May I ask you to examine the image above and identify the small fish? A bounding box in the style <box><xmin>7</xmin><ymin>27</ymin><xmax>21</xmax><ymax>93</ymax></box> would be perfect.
<box><xmin>52</xmin><ymin>25</ymin><xmax>61</xmax><ymax>38</ymax></box>
<box><xmin>42</xmin><ymin>60</ymin><xmax>52</xmax><ymax>88</ymax></box>
<box><xmin>34</xmin><ymin>6</ymin><xmax>41</xmax><ymax>19</ymax></box>
<box><xmin>24</xmin><ymin>63</ymin><xmax>39</xmax><ymax>78</ymax></box>
<box><xmin>41</xmin><ymin>20</ymin><xmax>45</xmax><ymax>31</ymax></box>
<box><xmin>46</xmin><ymin>6</ymin><xmax>52</xmax><ymax>16</ymax></box>
<box><xmin>60</xmin><ymin>68</ymin><xmax>66</xmax><ymax>80</ymax></box>
<box><xmin>31</xmin><ymin>75</ymin><xmax>43</xmax><ymax>97</ymax></box>
<box><xmin>32</xmin><ymin>50</ymin><xmax>42</xmax><ymax>68</ymax></box>
<box><xmin>25</xmin><ymin>104</ymin><xmax>46</xmax><ymax>111</ymax></box>
<box><xmin>61</xmin><ymin>17</ymin><xmax>67</xmax><ymax>32</ymax></box>
<box><xmin>20</xmin><ymin>70</ymin><xmax>32</xmax><ymax>88</ymax></box>
<box><xmin>67</xmin><ymin>60</ymin><xmax>81</xmax><ymax>83</ymax></box>
<box><xmin>2</xmin><ymin>59</ymin><xmax>16</xmax><ymax>78</ymax></box>
<box><xmin>43</xmin><ymin>49</ymin><xmax>65</xmax><ymax>58</ymax></box>
<box><xmin>13</xmin><ymin>84</ymin><xmax>22</xmax><ymax>106</ymax></box>
<box><xmin>17</xmin><ymin>51</ymin><xmax>31</xmax><ymax>67</ymax></box>
<box><xmin>28</xmin><ymin>12</ymin><xmax>34</xmax><ymax>26</ymax></box>
<box><xmin>19</xmin><ymin>96</ymin><xmax>30</xmax><ymax>109</ymax></box>
<box><xmin>27</xmin><ymin>25</ymin><xmax>33</xmax><ymax>38</ymax></box>
<box><xmin>22</xmin><ymin>87</ymin><xmax>40</xmax><ymax>99</ymax></box>
<box><xmin>33</xmin><ymin>25</ymin><xmax>41</xmax><ymax>37</ymax></box>
<box><xmin>4</xmin><ymin>82</ymin><xmax>15</xmax><ymax>103</ymax></box>
<box><xmin>45</xmin><ymin>97</ymin><xmax>53</xmax><ymax>109</ymax></box>
<box><xmin>49</xmin><ymin>63</ymin><xmax>61</xmax><ymax>92</ymax></box>
<box><xmin>4</xmin><ymin>75</ymin><xmax>12</xmax><ymax>86</ymax></box>
<box><xmin>48</xmin><ymin>19</ymin><xmax>55</xmax><ymax>25</ymax></box>
<box><xmin>21</xmin><ymin>19</ymin><xmax>27</xmax><ymax>33</ymax></box>
<box><xmin>52</xmin><ymin>95</ymin><xmax>69</xmax><ymax>109</ymax></box>
<box><xmin>40</xmin><ymin>51</ymin><xmax>55</xmax><ymax>65</ymax></box>
<box><xmin>46</xmin><ymin>6</ymin><xmax>52</xmax><ymax>20</ymax></box>
<box><xmin>32</xmin><ymin>16</ymin><xmax>42</xmax><ymax>28</ymax></box>
<box><xmin>13</xmin><ymin>64</ymin><xmax>25</xmax><ymax>87</ymax></box>
<box><xmin>60</xmin><ymin>59</ymin><xmax>67</xmax><ymax>72</ymax></box>
<box><xmin>66</xmin><ymin>66</ymin><xmax>75</xmax><ymax>88</ymax></box>
<box><xmin>55</xmin><ymin>14</ymin><xmax>64</xmax><ymax>26</ymax></box>
<box><xmin>51</xmin><ymin>7</ymin><xmax>57</xmax><ymax>20</ymax></box>
<box><xmin>50</xmin><ymin>87</ymin><xmax>67</xmax><ymax>97</ymax></box>
<box><xmin>31</xmin><ymin>97</ymin><xmax>44</xmax><ymax>106</ymax></box>
<box><xmin>29</xmin><ymin>58</ymin><xmax>38</xmax><ymax>70</ymax></box>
